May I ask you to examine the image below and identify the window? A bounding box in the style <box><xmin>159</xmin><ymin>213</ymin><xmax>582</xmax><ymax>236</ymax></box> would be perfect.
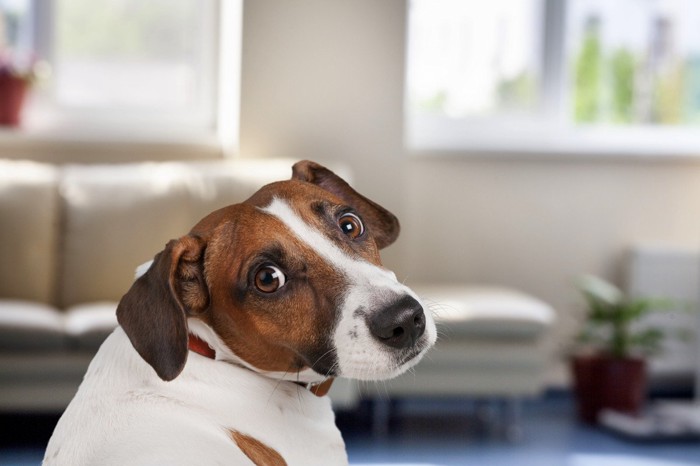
<box><xmin>407</xmin><ymin>0</ymin><xmax>544</xmax><ymax>120</ymax></box>
<box><xmin>569</xmin><ymin>0</ymin><xmax>700</xmax><ymax>125</ymax></box>
<box><xmin>406</xmin><ymin>0</ymin><xmax>700</xmax><ymax>155</ymax></box>
<box><xmin>0</xmin><ymin>0</ymin><xmax>231</xmax><ymax>144</ymax></box>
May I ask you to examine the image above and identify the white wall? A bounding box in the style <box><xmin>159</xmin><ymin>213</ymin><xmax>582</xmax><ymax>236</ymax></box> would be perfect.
<box><xmin>240</xmin><ymin>0</ymin><xmax>406</xmax><ymax>213</ymax></box>
<box><xmin>239</xmin><ymin>0</ymin><xmax>700</xmax><ymax>372</ymax></box>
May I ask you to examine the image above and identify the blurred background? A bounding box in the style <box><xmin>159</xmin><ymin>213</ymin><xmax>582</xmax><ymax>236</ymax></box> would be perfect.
<box><xmin>1</xmin><ymin>1</ymin><xmax>700</xmax><ymax>465</ymax></box>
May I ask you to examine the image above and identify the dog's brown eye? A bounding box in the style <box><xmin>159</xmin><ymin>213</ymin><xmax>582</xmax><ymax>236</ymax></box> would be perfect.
<box><xmin>254</xmin><ymin>265</ymin><xmax>286</xmax><ymax>293</ymax></box>
<box><xmin>338</xmin><ymin>213</ymin><xmax>364</xmax><ymax>240</ymax></box>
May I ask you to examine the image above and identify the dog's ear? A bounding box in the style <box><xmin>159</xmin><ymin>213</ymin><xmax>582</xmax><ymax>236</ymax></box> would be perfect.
<box><xmin>292</xmin><ymin>160</ymin><xmax>400</xmax><ymax>249</ymax></box>
<box><xmin>116</xmin><ymin>235</ymin><xmax>209</xmax><ymax>381</ymax></box>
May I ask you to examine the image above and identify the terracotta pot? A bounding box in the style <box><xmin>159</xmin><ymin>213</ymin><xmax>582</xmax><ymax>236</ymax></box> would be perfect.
<box><xmin>0</xmin><ymin>71</ymin><xmax>28</xmax><ymax>127</ymax></box>
<box><xmin>571</xmin><ymin>354</ymin><xmax>647</xmax><ymax>424</ymax></box>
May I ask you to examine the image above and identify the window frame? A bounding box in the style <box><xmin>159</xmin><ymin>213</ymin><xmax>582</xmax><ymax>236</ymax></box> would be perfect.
<box><xmin>0</xmin><ymin>0</ymin><xmax>241</xmax><ymax>160</ymax></box>
<box><xmin>405</xmin><ymin>0</ymin><xmax>700</xmax><ymax>158</ymax></box>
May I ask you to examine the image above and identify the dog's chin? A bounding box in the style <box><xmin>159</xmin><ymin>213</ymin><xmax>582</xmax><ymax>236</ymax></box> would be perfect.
<box><xmin>332</xmin><ymin>307</ymin><xmax>438</xmax><ymax>381</ymax></box>
<box><xmin>335</xmin><ymin>340</ymin><xmax>432</xmax><ymax>381</ymax></box>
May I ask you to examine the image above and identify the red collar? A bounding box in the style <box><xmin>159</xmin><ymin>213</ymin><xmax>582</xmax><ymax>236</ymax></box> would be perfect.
<box><xmin>188</xmin><ymin>333</ymin><xmax>216</xmax><ymax>359</ymax></box>
<box><xmin>305</xmin><ymin>378</ymin><xmax>334</xmax><ymax>397</ymax></box>
<box><xmin>186</xmin><ymin>334</ymin><xmax>333</xmax><ymax>397</ymax></box>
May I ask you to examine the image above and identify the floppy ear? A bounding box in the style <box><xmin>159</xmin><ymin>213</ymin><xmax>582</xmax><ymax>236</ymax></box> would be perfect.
<box><xmin>292</xmin><ymin>160</ymin><xmax>400</xmax><ymax>249</ymax></box>
<box><xmin>116</xmin><ymin>235</ymin><xmax>209</xmax><ymax>381</ymax></box>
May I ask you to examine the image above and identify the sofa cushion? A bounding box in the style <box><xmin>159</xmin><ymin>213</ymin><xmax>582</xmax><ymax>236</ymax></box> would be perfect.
<box><xmin>0</xmin><ymin>300</ymin><xmax>118</xmax><ymax>352</ymax></box>
<box><xmin>412</xmin><ymin>285</ymin><xmax>555</xmax><ymax>339</ymax></box>
<box><xmin>65</xmin><ymin>302</ymin><xmax>119</xmax><ymax>350</ymax></box>
<box><xmin>418</xmin><ymin>340</ymin><xmax>549</xmax><ymax>369</ymax></box>
<box><xmin>58</xmin><ymin>159</ymin><xmax>296</xmax><ymax>308</ymax></box>
<box><xmin>0</xmin><ymin>160</ymin><xmax>59</xmax><ymax>304</ymax></box>
<box><xmin>0</xmin><ymin>300</ymin><xmax>66</xmax><ymax>350</ymax></box>
<box><xmin>58</xmin><ymin>163</ymin><xmax>195</xmax><ymax>307</ymax></box>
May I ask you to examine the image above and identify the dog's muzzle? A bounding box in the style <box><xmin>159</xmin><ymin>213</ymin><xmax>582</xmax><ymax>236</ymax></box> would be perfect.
<box><xmin>366</xmin><ymin>295</ymin><xmax>426</xmax><ymax>349</ymax></box>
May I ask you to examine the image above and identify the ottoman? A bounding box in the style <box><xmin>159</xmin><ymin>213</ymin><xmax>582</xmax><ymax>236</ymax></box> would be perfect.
<box><xmin>361</xmin><ymin>285</ymin><xmax>556</xmax><ymax>438</ymax></box>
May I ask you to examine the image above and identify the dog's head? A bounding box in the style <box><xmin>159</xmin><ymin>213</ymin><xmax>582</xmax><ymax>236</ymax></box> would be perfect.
<box><xmin>117</xmin><ymin>161</ymin><xmax>436</xmax><ymax>383</ymax></box>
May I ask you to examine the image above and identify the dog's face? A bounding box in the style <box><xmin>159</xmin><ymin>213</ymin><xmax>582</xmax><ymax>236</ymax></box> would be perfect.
<box><xmin>117</xmin><ymin>161</ymin><xmax>436</xmax><ymax>383</ymax></box>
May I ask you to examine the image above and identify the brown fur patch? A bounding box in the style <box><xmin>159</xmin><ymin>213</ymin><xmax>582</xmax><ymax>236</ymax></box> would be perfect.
<box><xmin>194</xmin><ymin>205</ymin><xmax>344</xmax><ymax>375</ymax></box>
<box><xmin>291</xmin><ymin>160</ymin><xmax>400</xmax><ymax>249</ymax></box>
<box><xmin>230</xmin><ymin>430</ymin><xmax>287</xmax><ymax>466</ymax></box>
<box><xmin>173</xmin><ymin>235</ymin><xmax>209</xmax><ymax>314</ymax></box>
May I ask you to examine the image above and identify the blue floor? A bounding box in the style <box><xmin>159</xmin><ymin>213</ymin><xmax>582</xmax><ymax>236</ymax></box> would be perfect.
<box><xmin>2</xmin><ymin>394</ymin><xmax>699</xmax><ymax>466</ymax></box>
<box><xmin>340</xmin><ymin>394</ymin><xmax>700</xmax><ymax>466</ymax></box>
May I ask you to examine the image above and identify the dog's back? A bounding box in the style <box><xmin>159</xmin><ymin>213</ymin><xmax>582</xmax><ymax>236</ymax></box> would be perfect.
<box><xmin>44</xmin><ymin>328</ymin><xmax>346</xmax><ymax>466</ymax></box>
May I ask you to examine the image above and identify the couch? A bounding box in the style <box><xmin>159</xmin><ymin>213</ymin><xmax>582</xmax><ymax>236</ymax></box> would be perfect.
<box><xmin>0</xmin><ymin>158</ymin><xmax>554</xmax><ymax>431</ymax></box>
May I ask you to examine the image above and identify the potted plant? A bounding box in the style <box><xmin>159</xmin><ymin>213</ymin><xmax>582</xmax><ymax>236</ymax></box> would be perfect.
<box><xmin>0</xmin><ymin>8</ymin><xmax>47</xmax><ymax>127</ymax></box>
<box><xmin>0</xmin><ymin>49</ymin><xmax>45</xmax><ymax>127</ymax></box>
<box><xmin>0</xmin><ymin>56</ymin><xmax>27</xmax><ymax>126</ymax></box>
<box><xmin>571</xmin><ymin>275</ymin><xmax>671</xmax><ymax>424</ymax></box>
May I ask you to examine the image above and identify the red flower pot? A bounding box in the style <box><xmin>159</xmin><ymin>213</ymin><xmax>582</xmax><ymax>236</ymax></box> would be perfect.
<box><xmin>571</xmin><ymin>354</ymin><xmax>647</xmax><ymax>424</ymax></box>
<box><xmin>0</xmin><ymin>71</ymin><xmax>28</xmax><ymax>127</ymax></box>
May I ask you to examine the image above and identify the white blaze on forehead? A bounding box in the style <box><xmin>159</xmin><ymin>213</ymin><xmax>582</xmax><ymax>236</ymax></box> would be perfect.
<box><xmin>259</xmin><ymin>197</ymin><xmax>395</xmax><ymax>282</ymax></box>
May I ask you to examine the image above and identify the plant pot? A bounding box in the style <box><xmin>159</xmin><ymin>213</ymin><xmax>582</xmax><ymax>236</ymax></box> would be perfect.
<box><xmin>571</xmin><ymin>354</ymin><xmax>647</xmax><ymax>424</ymax></box>
<box><xmin>0</xmin><ymin>71</ymin><xmax>28</xmax><ymax>127</ymax></box>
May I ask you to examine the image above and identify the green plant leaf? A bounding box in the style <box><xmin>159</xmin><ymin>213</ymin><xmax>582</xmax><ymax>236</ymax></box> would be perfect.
<box><xmin>577</xmin><ymin>275</ymin><xmax>624</xmax><ymax>308</ymax></box>
<box><xmin>574</xmin><ymin>274</ymin><xmax>680</xmax><ymax>358</ymax></box>
<box><xmin>629</xmin><ymin>328</ymin><xmax>665</xmax><ymax>355</ymax></box>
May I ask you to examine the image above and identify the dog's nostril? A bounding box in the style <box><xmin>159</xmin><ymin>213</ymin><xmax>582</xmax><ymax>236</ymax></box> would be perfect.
<box><xmin>367</xmin><ymin>295</ymin><xmax>426</xmax><ymax>350</ymax></box>
<box><xmin>415</xmin><ymin>313</ymin><xmax>424</xmax><ymax>326</ymax></box>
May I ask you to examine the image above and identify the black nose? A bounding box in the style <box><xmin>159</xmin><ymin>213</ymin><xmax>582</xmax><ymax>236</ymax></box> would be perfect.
<box><xmin>367</xmin><ymin>295</ymin><xmax>426</xmax><ymax>349</ymax></box>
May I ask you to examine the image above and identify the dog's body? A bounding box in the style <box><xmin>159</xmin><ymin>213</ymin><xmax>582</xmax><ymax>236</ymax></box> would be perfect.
<box><xmin>45</xmin><ymin>326</ymin><xmax>345</xmax><ymax>465</ymax></box>
<box><xmin>44</xmin><ymin>161</ymin><xmax>436</xmax><ymax>466</ymax></box>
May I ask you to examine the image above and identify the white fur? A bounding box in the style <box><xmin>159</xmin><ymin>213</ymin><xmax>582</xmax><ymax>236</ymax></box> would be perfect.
<box><xmin>43</xmin><ymin>328</ymin><xmax>346</xmax><ymax>466</ymax></box>
<box><xmin>134</xmin><ymin>260</ymin><xmax>153</xmax><ymax>279</ymax></box>
<box><xmin>260</xmin><ymin>198</ymin><xmax>437</xmax><ymax>381</ymax></box>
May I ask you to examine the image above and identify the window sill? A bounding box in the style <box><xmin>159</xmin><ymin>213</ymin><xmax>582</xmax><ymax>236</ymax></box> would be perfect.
<box><xmin>407</xmin><ymin>116</ymin><xmax>700</xmax><ymax>161</ymax></box>
<box><xmin>0</xmin><ymin>125</ymin><xmax>227</xmax><ymax>164</ymax></box>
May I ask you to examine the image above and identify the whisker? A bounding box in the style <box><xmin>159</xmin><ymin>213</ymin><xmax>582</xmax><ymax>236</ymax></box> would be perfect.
<box><xmin>295</xmin><ymin>370</ymin><xmax>305</xmax><ymax>414</ymax></box>
<box><xmin>309</xmin><ymin>348</ymin><xmax>338</xmax><ymax>373</ymax></box>
<box><xmin>266</xmin><ymin>366</ymin><xmax>294</xmax><ymax>407</ymax></box>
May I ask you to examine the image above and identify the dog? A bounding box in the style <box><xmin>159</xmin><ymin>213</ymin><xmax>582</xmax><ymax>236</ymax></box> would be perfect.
<box><xmin>43</xmin><ymin>160</ymin><xmax>436</xmax><ymax>466</ymax></box>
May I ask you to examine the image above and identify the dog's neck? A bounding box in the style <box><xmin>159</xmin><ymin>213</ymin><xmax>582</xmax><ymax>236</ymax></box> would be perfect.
<box><xmin>186</xmin><ymin>325</ymin><xmax>333</xmax><ymax>397</ymax></box>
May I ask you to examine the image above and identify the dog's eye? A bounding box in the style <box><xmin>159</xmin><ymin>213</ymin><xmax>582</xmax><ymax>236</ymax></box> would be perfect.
<box><xmin>254</xmin><ymin>265</ymin><xmax>286</xmax><ymax>293</ymax></box>
<box><xmin>338</xmin><ymin>213</ymin><xmax>365</xmax><ymax>240</ymax></box>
